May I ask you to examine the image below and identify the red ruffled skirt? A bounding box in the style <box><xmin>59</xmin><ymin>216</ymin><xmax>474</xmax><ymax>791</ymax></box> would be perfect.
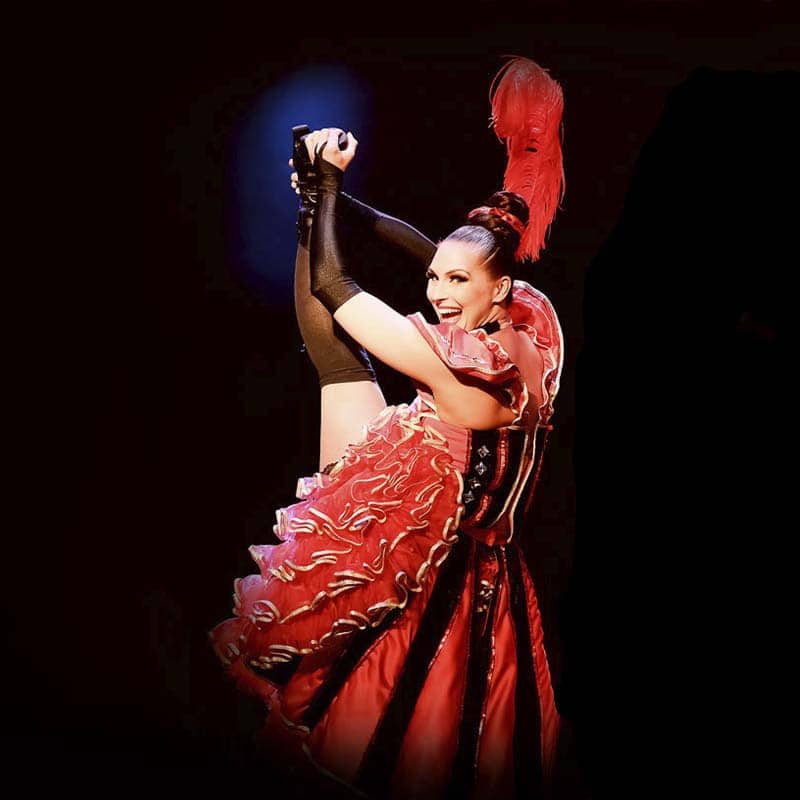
<box><xmin>208</xmin><ymin>402</ymin><xmax>559</xmax><ymax>798</ymax></box>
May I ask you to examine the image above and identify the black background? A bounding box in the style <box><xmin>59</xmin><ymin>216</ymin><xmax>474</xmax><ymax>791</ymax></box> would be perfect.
<box><xmin>15</xmin><ymin>2</ymin><xmax>798</xmax><ymax>796</ymax></box>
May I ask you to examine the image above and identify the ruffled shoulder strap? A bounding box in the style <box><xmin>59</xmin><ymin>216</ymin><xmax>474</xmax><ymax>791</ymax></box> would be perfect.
<box><xmin>406</xmin><ymin>311</ymin><xmax>528</xmax><ymax>423</ymax></box>
<box><xmin>506</xmin><ymin>280</ymin><xmax>564</xmax><ymax>426</ymax></box>
<box><xmin>406</xmin><ymin>312</ymin><xmax>520</xmax><ymax>384</ymax></box>
<box><xmin>407</xmin><ymin>279</ymin><xmax>564</xmax><ymax>427</ymax></box>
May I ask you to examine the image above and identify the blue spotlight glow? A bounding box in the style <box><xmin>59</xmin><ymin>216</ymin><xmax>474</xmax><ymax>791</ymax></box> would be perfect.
<box><xmin>227</xmin><ymin>64</ymin><xmax>371</xmax><ymax>307</ymax></box>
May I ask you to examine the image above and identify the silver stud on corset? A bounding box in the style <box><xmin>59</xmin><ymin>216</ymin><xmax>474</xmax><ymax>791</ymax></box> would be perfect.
<box><xmin>469</xmin><ymin>477</ymin><xmax>482</xmax><ymax>490</ymax></box>
<box><xmin>475</xmin><ymin>461</ymin><xmax>488</xmax><ymax>476</ymax></box>
<box><xmin>463</xmin><ymin>490</ymin><xmax>475</xmax><ymax>503</ymax></box>
<box><xmin>477</xmin><ymin>444</ymin><xmax>491</xmax><ymax>458</ymax></box>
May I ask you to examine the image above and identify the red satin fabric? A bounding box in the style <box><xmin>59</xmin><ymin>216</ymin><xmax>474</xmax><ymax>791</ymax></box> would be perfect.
<box><xmin>250</xmin><ymin>535</ymin><xmax>559</xmax><ymax>799</ymax></box>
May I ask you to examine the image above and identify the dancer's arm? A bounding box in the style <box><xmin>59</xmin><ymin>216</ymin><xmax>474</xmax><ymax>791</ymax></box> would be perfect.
<box><xmin>337</xmin><ymin>192</ymin><xmax>437</xmax><ymax>267</ymax></box>
<box><xmin>307</xmin><ymin>131</ymin><xmax>458</xmax><ymax>391</ymax></box>
<box><xmin>291</xmin><ymin>163</ymin><xmax>436</xmax><ymax>267</ymax></box>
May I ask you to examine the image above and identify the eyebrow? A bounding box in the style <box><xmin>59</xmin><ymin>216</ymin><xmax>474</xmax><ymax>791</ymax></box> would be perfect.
<box><xmin>425</xmin><ymin>267</ymin><xmax>470</xmax><ymax>276</ymax></box>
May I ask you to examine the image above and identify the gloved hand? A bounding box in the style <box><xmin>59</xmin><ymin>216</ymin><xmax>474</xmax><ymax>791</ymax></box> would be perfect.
<box><xmin>308</xmin><ymin>130</ymin><xmax>363</xmax><ymax>314</ymax></box>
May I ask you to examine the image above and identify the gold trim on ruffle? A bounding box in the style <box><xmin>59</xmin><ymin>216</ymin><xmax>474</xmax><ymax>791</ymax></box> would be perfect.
<box><xmin>408</xmin><ymin>312</ymin><xmax>532</xmax><ymax>424</ymax></box>
<box><xmin>234</xmin><ymin>408</ymin><xmax>466</xmax><ymax>665</ymax></box>
<box><xmin>408</xmin><ymin>311</ymin><xmax>518</xmax><ymax>376</ymax></box>
<box><xmin>261</xmin><ymin>546</ymin><xmax>355</xmax><ymax>583</ymax></box>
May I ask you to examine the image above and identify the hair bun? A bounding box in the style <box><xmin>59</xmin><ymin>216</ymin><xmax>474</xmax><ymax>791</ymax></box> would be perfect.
<box><xmin>486</xmin><ymin>190</ymin><xmax>530</xmax><ymax>226</ymax></box>
<box><xmin>468</xmin><ymin>205</ymin><xmax>526</xmax><ymax>236</ymax></box>
<box><xmin>464</xmin><ymin>190</ymin><xmax>530</xmax><ymax>259</ymax></box>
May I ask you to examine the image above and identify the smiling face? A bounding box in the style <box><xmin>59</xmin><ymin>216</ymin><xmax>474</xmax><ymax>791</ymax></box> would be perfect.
<box><xmin>425</xmin><ymin>239</ymin><xmax>511</xmax><ymax>331</ymax></box>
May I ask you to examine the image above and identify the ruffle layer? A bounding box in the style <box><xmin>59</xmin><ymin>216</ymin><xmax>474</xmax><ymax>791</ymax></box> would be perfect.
<box><xmin>506</xmin><ymin>280</ymin><xmax>564</xmax><ymax>426</ymax></box>
<box><xmin>406</xmin><ymin>312</ymin><xmax>529</xmax><ymax>423</ymax></box>
<box><xmin>406</xmin><ymin>280</ymin><xmax>563</xmax><ymax>427</ymax></box>
<box><xmin>406</xmin><ymin>312</ymin><xmax>521</xmax><ymax>384</ymax></box>
<box><xmin>208</xmin><ymin>402</ymin><xmax>465</xmax><ymax>702</ymax></box>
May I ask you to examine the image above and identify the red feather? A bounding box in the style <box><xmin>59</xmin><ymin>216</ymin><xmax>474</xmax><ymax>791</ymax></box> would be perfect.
<box><xmin>490</xmin><ymin>56</ymin><xmax>566</xmax><ymax>262</ymax></box>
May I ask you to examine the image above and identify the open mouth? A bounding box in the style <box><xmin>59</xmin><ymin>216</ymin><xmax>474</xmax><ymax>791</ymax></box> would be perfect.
<box><xmin>438</xmin><ymin>309</ymin><xmax>461</xmax><ymax>321</ymax></box>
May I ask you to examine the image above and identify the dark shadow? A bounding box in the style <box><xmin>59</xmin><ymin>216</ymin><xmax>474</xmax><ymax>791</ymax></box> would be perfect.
<box><xmin>562</xmin><ymin>66</ymin><xmax>796</xmax><ymax>795</ymax></box>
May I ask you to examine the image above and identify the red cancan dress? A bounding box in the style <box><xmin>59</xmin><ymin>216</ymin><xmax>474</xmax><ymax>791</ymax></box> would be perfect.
<box><xmin>208</xmin><ymin>280</ymin><xmax>564</xmax><ymax>799</ymax></box>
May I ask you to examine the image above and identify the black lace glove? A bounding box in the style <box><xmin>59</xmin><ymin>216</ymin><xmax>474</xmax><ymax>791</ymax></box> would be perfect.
<box><xmin>308</xmin><ymin>145</ymin><xmax>364</xmax><ymax>313</ymax></box>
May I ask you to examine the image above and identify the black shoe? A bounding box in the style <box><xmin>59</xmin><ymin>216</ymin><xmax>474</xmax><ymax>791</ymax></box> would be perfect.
<box><xmin>292</xmin><ymin>125</ymin><xmax>319</xmax><ymax>245</ymax></box>
<box><xmin>292</xmin><ymin>125</ymin><xmax>318</xmax><ymax>204</ymax></box>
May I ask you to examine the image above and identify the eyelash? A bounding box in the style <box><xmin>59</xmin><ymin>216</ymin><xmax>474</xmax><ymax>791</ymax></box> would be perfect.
<box><xmin>426</xmin><ymin>273</ymin><xmax>466</xmax><ymax>283</ymax></box>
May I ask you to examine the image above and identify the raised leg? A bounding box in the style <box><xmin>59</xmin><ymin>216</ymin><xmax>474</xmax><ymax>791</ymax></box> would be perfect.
<box><xmin>293</xmin><ymin>232</ymin><xmax>387</xmax><ymax>470</ymax></box>
<box><xmin>319</xmin><ymin>381</ymin><xmax>387</xmax><ymax>470</ymax></box>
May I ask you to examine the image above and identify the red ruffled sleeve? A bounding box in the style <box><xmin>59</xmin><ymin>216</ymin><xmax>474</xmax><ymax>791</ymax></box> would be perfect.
<box><xmin>505</xmin><ymin>280</ymin><xmax>564</xmax><ymax>426</ymax></box>
<box><xmin>406</xmin><ymin>279</ymin><xmax>563</xmax><ymax>427</ymax></box>
<box><xmin>406</xmin><ymin>311</ymin><xmax>528</xmax><ymax>423</ymax></box>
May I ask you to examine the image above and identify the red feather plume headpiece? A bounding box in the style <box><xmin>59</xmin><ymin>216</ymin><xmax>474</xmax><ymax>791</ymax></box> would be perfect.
<box><xmin>489</xmin><ymin>56</ymin><xmax>566</xmax><ymax>262</ymax></box>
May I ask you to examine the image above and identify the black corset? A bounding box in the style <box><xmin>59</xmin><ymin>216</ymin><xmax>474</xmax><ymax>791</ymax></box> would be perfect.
<box><xmin>460</xmin><ymin>424</ymin><xmax>548</xmax><ymax>531</ymax></box>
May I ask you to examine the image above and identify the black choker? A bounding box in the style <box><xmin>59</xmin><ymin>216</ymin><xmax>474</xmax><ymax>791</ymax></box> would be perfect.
<box><xmin>478</xmin><ymin>320</ymin><xmax>501</xmax><ymax>334</ymax></box>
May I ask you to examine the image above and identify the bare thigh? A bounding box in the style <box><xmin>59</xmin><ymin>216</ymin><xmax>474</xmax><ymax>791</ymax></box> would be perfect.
<box><xmin>319</xmin><ymin>381</ymin><xmax>387</xmax><ymax>470</ymax></box>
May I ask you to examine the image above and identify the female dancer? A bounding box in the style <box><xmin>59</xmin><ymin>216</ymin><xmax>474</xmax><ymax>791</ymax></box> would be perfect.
<box><xmin>209</xmin><ymin>57</ymin><xmax>566</xmax><ymax>799</ymax></box>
